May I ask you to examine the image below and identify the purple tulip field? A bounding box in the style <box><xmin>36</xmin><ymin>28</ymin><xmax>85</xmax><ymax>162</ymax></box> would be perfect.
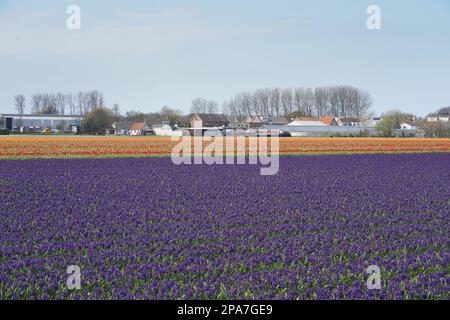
<box><xmin>0</xmin><ymin>153</ymin><xmax>449</xmax><ymax>300</ymax></box>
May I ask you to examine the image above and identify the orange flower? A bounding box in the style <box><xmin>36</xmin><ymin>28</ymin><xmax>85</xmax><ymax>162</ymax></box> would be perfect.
<box><xmin>0</xmin><ymin>136</ymin><xmax>449</xmax><ymax>159</ymax></box>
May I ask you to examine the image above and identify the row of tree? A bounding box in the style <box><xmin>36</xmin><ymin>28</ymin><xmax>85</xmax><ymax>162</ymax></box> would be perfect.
<box><xmin>190</xmin><ymin>98</ymin><xmax>220</xmax><ymax>115</ymax></box>
<box><xmin>124</xmin><ymin>106</ymin><xmax>183</xmax><ymax>123</ymax></box>
<box><xmin>13</xmin><ymin>91</ymin><xmax>106</xmax><ymax>116</ymax></box>
<box><xmin>218</xmin><ymin>86</ymin><xmax>373</xmax><ymax>119</ymax></box>
<box><xmin>15</xmin><ymin>85</ymin><xmax>372</xmax><ymax>121</ymax></box>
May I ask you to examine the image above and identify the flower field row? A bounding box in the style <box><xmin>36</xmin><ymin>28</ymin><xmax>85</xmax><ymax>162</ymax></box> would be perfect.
<box><xmin>0</xmin><ymin>136</ymin><xmax>449</xmax><ymax>159</ymax></box>
<box><xmin>0</xmin><ymin>154</ymin><xmax>448</xmax><ymax>299</ymax></box>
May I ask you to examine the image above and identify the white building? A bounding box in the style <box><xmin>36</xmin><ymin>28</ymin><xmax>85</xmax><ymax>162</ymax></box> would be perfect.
<box><xmin>287</xmin><ymin>120</ymin><xmax>327</xmax><ymax>127</ymax></box>
<box><xmin>153</xmin><ymin>124</ymin><xmax>176</xmax><ymax>136</ymax></box>
<box><xmin>335</xmin><ymin>117</ymin><xmax>363</xmax><ymax>127</ymax></box>
<box><xmin>427</xmin><ymin>116</ymin><xmax>450</xmax><ymax>122</ymax></box>
<box><xmin>400</xmin><ymin>123</ymin><xmax>418</xmax><ymax>130</ymax></box>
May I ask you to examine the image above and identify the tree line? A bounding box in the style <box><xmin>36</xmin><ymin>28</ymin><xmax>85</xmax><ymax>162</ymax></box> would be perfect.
<box><xmin>13</xmin><ymin>91</ymin><xmax>105</xmax><ymax>116</ymax></box>
<box><xmin>14</xmin><ymin>85</ymin><xmax>372</xmax><ymax>121</ymax></box>
<box><xmin>219</xmin><ymin>85</ymin><xmax>373</xmax><ymax>119</ymax></box>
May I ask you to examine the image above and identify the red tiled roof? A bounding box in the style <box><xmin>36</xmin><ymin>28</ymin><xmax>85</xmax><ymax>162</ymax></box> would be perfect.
<box><xmin>320</xmin><ymin>116</ymin><xmax>335</xmax><ymax>126</ymax></box>
<box><xmin>130</xmin><ymin>123</ymin><xmax>146</xmax><ymax>131</ymax></box>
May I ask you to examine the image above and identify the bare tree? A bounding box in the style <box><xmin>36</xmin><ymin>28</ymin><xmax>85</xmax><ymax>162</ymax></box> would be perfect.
<box><xmin>66</xmin><ymin>93</ymin><xmax>77</xmax><ymax>115</ymax></box>
<box><xmin>199</xmin><ymin>85</ymin><xmax>373</xmax><ymax>119</ymax></box>
<box><xmin>191</xmin><ymin>97</ymin><xmax>208</xmax><ymax>114</ymax></box>
<box><xmin>88</xmin><ymin>90</ymin><xmax>100</xmax><ymax>110</ymax></box>
<box><xmin>55</xmin><ymin>93</ymin><xmax>66</xmax><ymax>115</ymax></box>
<box><xmin>281</xmin><ymin>89</ymin><xmax>293</xmax><ymax>116</ymax></box>
<box><xmin>112</xmin><ymin>103</ymin><xmax>121</xmax><ymax>121</ymax></box>
<box><xmin>98</xmin><ymin>92</ymin><xmax>105</xmax><ymax>108</ymax></box>
<box><xmin>14</xmin><ymin>94</ymin><xmax>26</xmax><ymax>113</ymax></box>
<box><xmin>314</xmin><ymin>87</ymin><xmax>328</xmax><ymax>117</ymax></box>
<box><xmin>46</xmin><ymin>94</ymin><xmax>58</xmax><ymax>114</ymax></box>
<box><xmin>253</xmin><ymin>89</ymin><xmax>270</xmax><ymax>116</ymax></box>
<box><xmin>303</xmin><ymin>88</ymin><xmax>315</xmax><ymax>116</ymax></box>
<box><xmin>234</xmin><ymin>92</ymin><xmax>253</xmax><ymax>116</ymax></box>
<box><xmin>190</xmin><ymin>98</ymin><xmax>219</xmax><ymax>114</ymax></box>
<box><xmin>30</xmin><ymin>94</ymin><xmax>42</xmax><ymax>114</ymax></box>
<box><xmin>77</xmin><ymin>92</ymin><xmax>86</xmax><ymax>115</ymax></box>
<box><xmin>269</xmin><ymin>88</ymin><xmax>281</xmax><ymax>116</ymax></box>
<box><xmin>221</xmin><ymin>101</ymin><xmax>231</xmax><ymax>116</ymax></box>
<box><xmin>206</xmin><ymin>100</ymin><xmax>219</xmax><ymax>114</ymax></box>
<box><xmin>14</xmin><ymin>95</ymin><xmax>26</xmax><ymax>128</ymax></box>
<box><xmin>354</xmin><ymin>88</ymin><xmax>373</xmax><ymax>119</ymax></box>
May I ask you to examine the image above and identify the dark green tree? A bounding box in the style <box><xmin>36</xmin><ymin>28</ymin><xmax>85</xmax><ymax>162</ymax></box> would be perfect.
<box><xmin>81</xmin><ymin>107</ymin><xmax>114</xmax><ymax>134</ymax></box>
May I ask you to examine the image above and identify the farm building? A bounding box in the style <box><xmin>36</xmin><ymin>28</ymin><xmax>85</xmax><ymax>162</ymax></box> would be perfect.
<box><xmin>190</xmin><ymin>114</ymin><xmax>230</xmax><ymax>128</ymax></box>
<box><xmin>129</xmin><ymin>122</ymin><xmax>154</xmax><ymax>136</ymax></box>
<box><xmin>0</xmin><ymin>113</ymin><xmax>84</xmax><ymax>133</ymax></box>
<box><xmin>153</xmin><ymin>124</ymin><xmax>183</xmax><ymax>137</ymax></box>
<box><xmin>288</xmin><ymin>120</ymin><xmax>328</xmax><ymax>128</ymax></box>
<box><xmin>242</xmin><ymin>116</ymin><xmax>291</xmax><ymax>129</ymax></box>
<box><xmin>427</xmin><ymin>116</ymin><xmax>450</xmax><ymax>122</ymax></box>
<box><xmin>111</xmin><ymin>121</ymin><xmax>134</xmax><ymax>135</ymax></box>
<box><xmin>287</xmin><ymin>118</ymin><xmax>378</xmax><ymax>137</ymax></box>
<box><xmin>364</xmin><ymin>117</ymin><xmax>383</xmax><ymax>127</ymax></box>
<box><xmin>336</xmin><ymin>117</ymin><xmax>363</xmax><ymax>127</ymax></box>
<box><xmin>288</xmin><ymin>125</ymin><xmax>377</xmax><ymax>137</ymax></box>
<box><xmin>400</xmin><ymin>122</ymin><xmax>418</xmax><ymax>130</ymax></box>
<box><xmin>227</xmin><ymin>115</ymin><xmax>248</xmax><ymax>129</ymax></box>
<box><xmin>427</xmin><ymin>107</ymin><xmax>450</xmax><ymax>122</ymax></box>
<box><xmin>294</xmin><ymin>116</ymin><xmax>338</xmax><ymax>126</ymax></box>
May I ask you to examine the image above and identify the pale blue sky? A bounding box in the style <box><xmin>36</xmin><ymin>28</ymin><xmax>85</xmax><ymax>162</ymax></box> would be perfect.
<box><xmin>1</xmin><ymin>0</ymin><xmax>449</xmax><ymax>116</ymax></box>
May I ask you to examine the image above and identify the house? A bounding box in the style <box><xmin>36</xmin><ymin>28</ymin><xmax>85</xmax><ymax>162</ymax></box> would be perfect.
<box><xmin>287</xmin><ymin>120</ymin><xmax>328</xmax><ymax>127</ymax></box>
<box><xmin>292</xmin><ymin>116</ymin><xmax>338</xmax><ymax>126</ymax></box>
<box><xmin>240</xmin><ymin>116</ymin><xmax>291</xmax><ymax>129</ymax></box>
<box><xmin>365</xmin><ymin>117</ymin><xmax>383</xmax><ymax>127</ymax></box>
<box><xmin>129</xmin><ymin>122</ymin><xmax>154</xmax><ymax>136</ymax></box>
<box><xmin>153</xmin><ymin>124</ymin><xmax>172</xmax><ymax>136</ymax></box>
<box><xmin>242</xmin><ymin>116</ymin><xmax>269</xmax><ymax>128</ymax></box>
<box><xmin>112</xmin><ymin>121</ymin><xmax>133</xmax><ymax>135</ymax></box>
<box><xmin>190</xmin><ymin>114</ymin><xmax>230</xmax><ymax>128</ymax></box>
<box><xmin>394</xmin><ymin>123</ymin><xmax>425</xmax><ymax>138</ymax></box>
<box><xmin>176</xmin><ymin>116</ymin><xmax>192</xmax><ymax>128</ymax></box>
<box><xmin>427</xmin><ymin>107</ymin><xmax>450</xmax><ymax>122</ymax></box>
<box><xmin>319</xmin><ymin>116</ymin><xmax>338</xmax><ymax>126</ymax></box>
<box><xmin>400</xmin><ymin>122</ymin><xmax>418</xmax><ymax>130</ymax></box>
<box><xmin>227</xmin><ymin>115</ymin><xmax>247</xmax><ymax>129</ymax></box>
<box><xmin>336</xmin><ymin>117</ymin><xmax>362</xmax><ymax>127</ymax></box>
<box><xmin>427</xmin><ymin>116</ymin><xmax>450</xmax><ymax>122</ymax></box>
<box><xmin>269</xmin><ymin>116</ymin><xmax>291</xmax><ymax>125</ymax></box>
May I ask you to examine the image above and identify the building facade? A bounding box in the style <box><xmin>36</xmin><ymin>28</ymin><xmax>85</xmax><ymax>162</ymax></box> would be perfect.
<box><xmin>190</xmin><ymin>114</ymin><xmax>230</xmax><ymax>128</ymax></box>
<box><xmin>0</xmin><ymin>114</ymin><xmax>84</xmax><ymax>132</ymax></box>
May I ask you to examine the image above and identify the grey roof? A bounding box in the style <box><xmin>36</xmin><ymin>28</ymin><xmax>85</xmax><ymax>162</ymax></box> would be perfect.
<box><xmin>195</xmin><ymin>113</ymin><xmax>230</xmax><ymax>123</ymax></box>
<box><xmin>339</xmin><ymin>117</ymin><xmax>361</xmax><ymax>122</ymax></box>
<box><xmin>269</xmin><ymin>116</ymin><xmax>290</xmax><ymax>124</ymax></box>
<box><xmin>114</xmin><ymin>121</ymin><xmax>134</xmax><ymax>131</ymax></box>
<box><xmin>227</xmin><ymin>115</ymin><xmax>247</xmax><ymax>124</ymax></box>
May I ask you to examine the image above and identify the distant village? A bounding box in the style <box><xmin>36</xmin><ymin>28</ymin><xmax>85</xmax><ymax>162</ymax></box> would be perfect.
<box><xmin>1</xmin><ymin>111</ymin><xmax>450</xmax><ymax>138</ymax></box>
<box><xmin>1</xmin><ymin>88</ymin><xmax>449</xmax><ymax>137</ymax></box>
